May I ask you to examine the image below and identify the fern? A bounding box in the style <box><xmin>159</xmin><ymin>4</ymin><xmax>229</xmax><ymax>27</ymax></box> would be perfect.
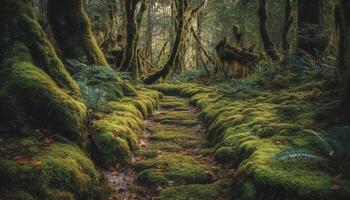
<box><xmin>276</xmin><ymin>126</ymin><xmax>350</xmax><ymax>163</ymax></box>
<box><xmin>274</xmin><ymin>149</ymin><xmax>328</xmax><ymax>162</ymax></box>
<box><xmin>67</xmin><ymin>58</ymin><xmax>125</xmax><ymax>110</ymax></box>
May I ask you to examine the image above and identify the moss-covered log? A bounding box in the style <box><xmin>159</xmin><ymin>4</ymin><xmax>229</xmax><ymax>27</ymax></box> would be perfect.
<box><xmin>47</xmin><ymin>0</ymin><xmax>108</xmax><ymax>66</ymax></box>
<box><xmin>0</xmin><ymin>0</ymin><xmax>87</xmax><ymax>141</ymax></box>
<box><xmin>215</xmin><ymin>40</ymin><xmax>261</xmax><ymax>78</ymax></box>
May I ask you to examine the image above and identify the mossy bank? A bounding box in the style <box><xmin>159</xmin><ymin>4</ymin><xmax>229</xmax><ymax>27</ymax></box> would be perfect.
<box><xmin>150</xmin><ymin>74</ymin><xmax>350</xmax><ymax>200</ymax></box>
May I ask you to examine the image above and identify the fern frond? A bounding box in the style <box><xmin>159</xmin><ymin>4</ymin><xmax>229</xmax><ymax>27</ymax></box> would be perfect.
<box><xmin>274</xmin><ymin>149</ymin><xmax>328</xmax><ymax>162</ymax></box>
<box><xmin>303</xmin><ymin>129</ymin><xmax>333</xmax><ymax>154</ymax></box>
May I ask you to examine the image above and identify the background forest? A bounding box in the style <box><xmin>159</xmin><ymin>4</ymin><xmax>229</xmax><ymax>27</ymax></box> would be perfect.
<box><xmin>0</xmin><ymin>0</ymin><xmax>350</xmax><ymax>200</ymax></box>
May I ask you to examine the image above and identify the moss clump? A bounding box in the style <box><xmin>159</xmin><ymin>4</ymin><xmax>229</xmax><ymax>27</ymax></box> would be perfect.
<box><xmin>0</xmin><ymin>136</ymin><xmax>111</xmax><ymax>200</ymax></box>
<box><xmin>91</xmin><ymin>88</ymin><xmax>160</xmax><ymax>168</ymax></box>
<box><xmin>134</xmin><ymin>154</ymin><xmax>212</xmax><ymax>187</ymax></box>
<box><xmin>148</xmin><ymin>125</ymin><xmax>196</xmax><ymax>142</ymax></box>
<box><xmin>158</xmin><ymin>183</ymin><xmax>222</xmax><ymax>200</ymax></box>
<box><xmin>134</xmin><ymin>150</ymin><xmax>158</xmax><ymax>159</ymax></box>
<box><xmin>214</xmin><ymin>147</ymin><xmax>238</xmax><ymax>164</ymax></box>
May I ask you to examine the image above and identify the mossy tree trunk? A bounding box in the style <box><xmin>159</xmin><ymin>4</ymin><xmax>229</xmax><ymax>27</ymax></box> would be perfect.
<box><xmin>337</xmin><ymin>0</ymin><xmax>350</xmax><ymax>122</ymax></box>
<box><xmin>47</xmin><ymin>0</ymin><xmax>109</xmax><ymax>66</ymax></box>
<box><xmin>0</xmin><ymin>0</ymin><xmax>87</xmax><ymax>142</ymax></box>
<box><xmin>297</xmin><ymin>0</ymin><xmax>328</xmax><ymax>57</ymax></box>
<box><xmin>144</xmin><ymin>0</ymin><xmax>206</xmax><ymax>84</ymax></box>
<box><xmin>120</xmin><ymin>0</ymin><xmax>147</xmax><ymax>79</ymax></box>
<box><xmin>258</xmin><ymin>0</ymin><xmax>280</xmax><ymax>61</ymax></box>
<box><xmin>144</xmin><ymin>0</ymin><xmax>186</xmax><ymax>84</ymax></box>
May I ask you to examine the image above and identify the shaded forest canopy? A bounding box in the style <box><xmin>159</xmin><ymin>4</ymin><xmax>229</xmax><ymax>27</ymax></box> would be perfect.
<box><xmin>0</xmin><ymin>0</ymin><xmax>350</xmax><ymax>200</ymax></box>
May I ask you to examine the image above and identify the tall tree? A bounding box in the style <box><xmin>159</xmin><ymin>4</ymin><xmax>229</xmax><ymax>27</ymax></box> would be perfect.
<box><xmin>0</xmin><ymin>0</ymin><xmax>87</xmax><ymax>141</ymax></box>
<box><xmin>258</xmin><ymin>0</ymin><xmax>280</xmax><ymax>61</ymax></box>
<box><xmin>297</xmin><ymin>0</ymin><xmax>328</xmax><ymax>57</ymax></box>
<box><xmin>144</xmin><ymin>0</ymin><xmax>206</xmax><ymax>84</ymax></box>
<box><xmin>120</xmin><ymin>0</ymin><xmax>147</xmax><ymax>79</ymax></box>
<box><xmin>47</xmin><ymin>0</ymin><xmax>108</xmax><ymax>66</ymax></box>
<box><xmin>282</xmin><ymin>0</ymin><xmax>293</xmax><ymax>56</ymax></box>
<box><xmin>336</xmin><ymin>0</ymin><xmax>350</xmax><ymax>121</ymax></box>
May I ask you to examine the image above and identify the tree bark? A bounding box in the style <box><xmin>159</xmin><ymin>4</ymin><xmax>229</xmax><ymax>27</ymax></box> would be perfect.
<box><xmin>297</xmin><ymin>0</ymin><xmax>328</xmax><ymax>57</ymax></box>
<box><xmin>47</xmin><ymin>0</ymin><xmax>109</xmax><ymax>66</ymax></box>
<box><xmin>120</xmin><ymin>0</ymin><xmax>147</xmax><ymax>79</ymax></box>
<box><xmin>337</xmin><ymin>0</ymin><xmax>350</xmax><ymax>122</ymax></box>
<box><xmin>258</xmin><ymin>0</ymin><xmax>280</xmax><ymax>61</ymax></box>
<box><xmin>0</xmin><ymin>0</ymin><xmax>87</xmax><ymax>142</ymax></box>
<box><xmin>144</xmin><ymin>0</ymin><xmax>186</xmax><ymax>84</ymax></box>
<box><xmin>282</xmin><ymin>0</ymin><xmax>293</xmax><ymax>56</ymax></box>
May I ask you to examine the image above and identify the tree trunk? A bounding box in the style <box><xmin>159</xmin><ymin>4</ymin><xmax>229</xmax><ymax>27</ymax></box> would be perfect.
<box><xmin>145</xmin><ymin>2</ymin><xmax>154</xmax><ymax>64</ymax></box>
<box><xmin>0</xmin><ymin>0</ymin><xmax>87</xmax><ymax>142</ymax></box>
<box><xmin>120</xmin><ymin>0</ymin><xmax>146</xmax><ymax>79</ymax></box>
<box><xmin>258</xmin><ymin>0</ymin><xmax>280</xmax><ymax>61</ymax></box>
<box><xmin>337</xmin><ymin>0</ymin><xmax>350</xmax><ymax>122</ymax></box>
<box><xmin>196</xmin><ymin>13</ymin><xmax>203</xmax><ymax>68</ymax></box>
<box><xmin>297</xmin><ymin>0</ymin><xmax>328</xmax><ymax>57</ymax></box>
<box><xmin>47</xmin><ymin>0</ymin><xmax>109</xmax><ymax>66</ymax></box>
<box><xmin>282</xmin><ymin>0</ymin><xmax>293</xmax><ymax>56</ymax></box>
<box><xmin>144</xmin><ymin>0</ymin><xmax>186</xmax><ymax>84</ymax></box>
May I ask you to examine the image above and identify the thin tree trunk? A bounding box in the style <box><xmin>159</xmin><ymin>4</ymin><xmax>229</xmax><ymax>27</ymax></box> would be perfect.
<box><xmin>282</xmin><ymin>0</ymin><xmax>293</xmax><ymax>56</ymax></box>
<box><xmin>258</xmin><ymin>0</ymin><xmax>280</xmax><ymax>61</ymax></box>
<box><xmin>144</xmin><ymin>0</ymin><xmax>186</xmax><ymax>84</ymax></box>
<box><xmin>120</xmin><ymin>0</ymin><xmax>138</xmax><ymax>72</ymax></box>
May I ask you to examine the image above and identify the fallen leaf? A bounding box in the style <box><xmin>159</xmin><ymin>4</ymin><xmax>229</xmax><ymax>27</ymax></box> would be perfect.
<box><xmin>31</xmin><ymin>160</ymin><xmax>42</xmax><ymax>166</ymax></box>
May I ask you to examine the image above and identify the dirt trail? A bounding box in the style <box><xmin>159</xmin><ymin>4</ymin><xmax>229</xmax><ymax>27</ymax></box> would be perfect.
<box><xmin>107</xmin><ymin>96</ymin><xmax>233</xmax><ymax>200</ymax></box>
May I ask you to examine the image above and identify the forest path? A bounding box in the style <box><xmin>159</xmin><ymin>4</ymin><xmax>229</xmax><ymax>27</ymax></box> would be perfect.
<box><xmin>107</xmin><ymin>95</ymin><xmax>233</xmax><ymax>200</ymax></box>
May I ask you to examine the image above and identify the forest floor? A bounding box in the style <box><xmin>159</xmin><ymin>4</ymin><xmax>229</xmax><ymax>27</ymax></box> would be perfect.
<box><xmin>105</xmin><ymin>95</ymin><xmax>233</xmax><ymax>200</ymax></box>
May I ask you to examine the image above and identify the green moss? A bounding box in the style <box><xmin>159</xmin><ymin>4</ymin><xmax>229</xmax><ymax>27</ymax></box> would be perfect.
<box><xmin>91</xmin><ymin>130</ymin><xmax>131</xmax><ymax>167</ymax></box>
<box><xmin>214</xmin><ymin>147</ymin><xmax>238</xmax><ymax>164</ymax></box>
<box><xmin>151</xmin><ymin>83</ymin><xmax>350</xmax><ymax>199</ymax></box>
<box><xmin>91</xmin><ymin>87</ymin><xmax>160</xmax><ymax>167</ymax></box>
<box><xmin>134</xmin><ymin>154</ymin><xmax>212</xmax><ymax>187</ymax></box>
<box><xmin>47</xmin><ymin>0</ymin><xmax>109</xmax><ymax>66</ymax></box>
<box><xmin>158</xmin><ymin>183</ymin><xmax>222</xmax><ymax>200</ymax></box>
<box><xmin>156</xmin><ymin>111</ymin><xmax>198</xmax><ymax>126</ymax></box>
<box><xmin>148</xmin><ymin>125</ymin><xmax>196</xmax><ymax>142</ymax></box>
<box><xmin>0</xmin><ymin>136</ymin><xmax>110</xmax><ymax>200</ymax></box>
<box><xmin>0</xmin><ymin>0</ymin><xmax>87</xmax><ymax>142</ymax></box>
<box><xmin>134</xmin><ymin>150</ymin><xmax>158</xmax><ymax>158</ymax></box>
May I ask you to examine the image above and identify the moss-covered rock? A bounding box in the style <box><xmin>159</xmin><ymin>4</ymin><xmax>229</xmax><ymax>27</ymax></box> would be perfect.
<box><xmin>0</xmin><ymin>136</ymin><xmax>111</xmax><ymax>200</ymax></box>
<box><xmin>134</xmin><ymin>154</ymin><xmax>213</xmax><ymax>187</ymax></box>
<box><xmin>91</xmin><ymin>88</ymin><xmax>161</xmax><ymax>168</ymax></box>
<box><xmin>158</xmin><ymin>182</ymin><xmax>224</xmax><ymax>200</ymax></box>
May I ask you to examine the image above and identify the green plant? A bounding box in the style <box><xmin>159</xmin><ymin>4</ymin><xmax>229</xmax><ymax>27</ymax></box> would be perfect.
<box><xmin>66</xmin><ymin>58</ymin><xmax>126</xmax><ymax>110</ymax></box>
<box><xmin>275</xmin><ymin>126</ymin><xmax>350</xmax><ymax>162</ymax></box>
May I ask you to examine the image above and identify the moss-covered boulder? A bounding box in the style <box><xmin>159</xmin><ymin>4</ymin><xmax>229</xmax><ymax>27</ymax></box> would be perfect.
<box><xmin>91</xmin><ymin>89</ymin><xmax>161</xmax><ymax>168</ymax></box>
<box><xmin>0</xmin><ymin>136</ymin><xmax>111</xmax><ymax>200</ymax></box>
